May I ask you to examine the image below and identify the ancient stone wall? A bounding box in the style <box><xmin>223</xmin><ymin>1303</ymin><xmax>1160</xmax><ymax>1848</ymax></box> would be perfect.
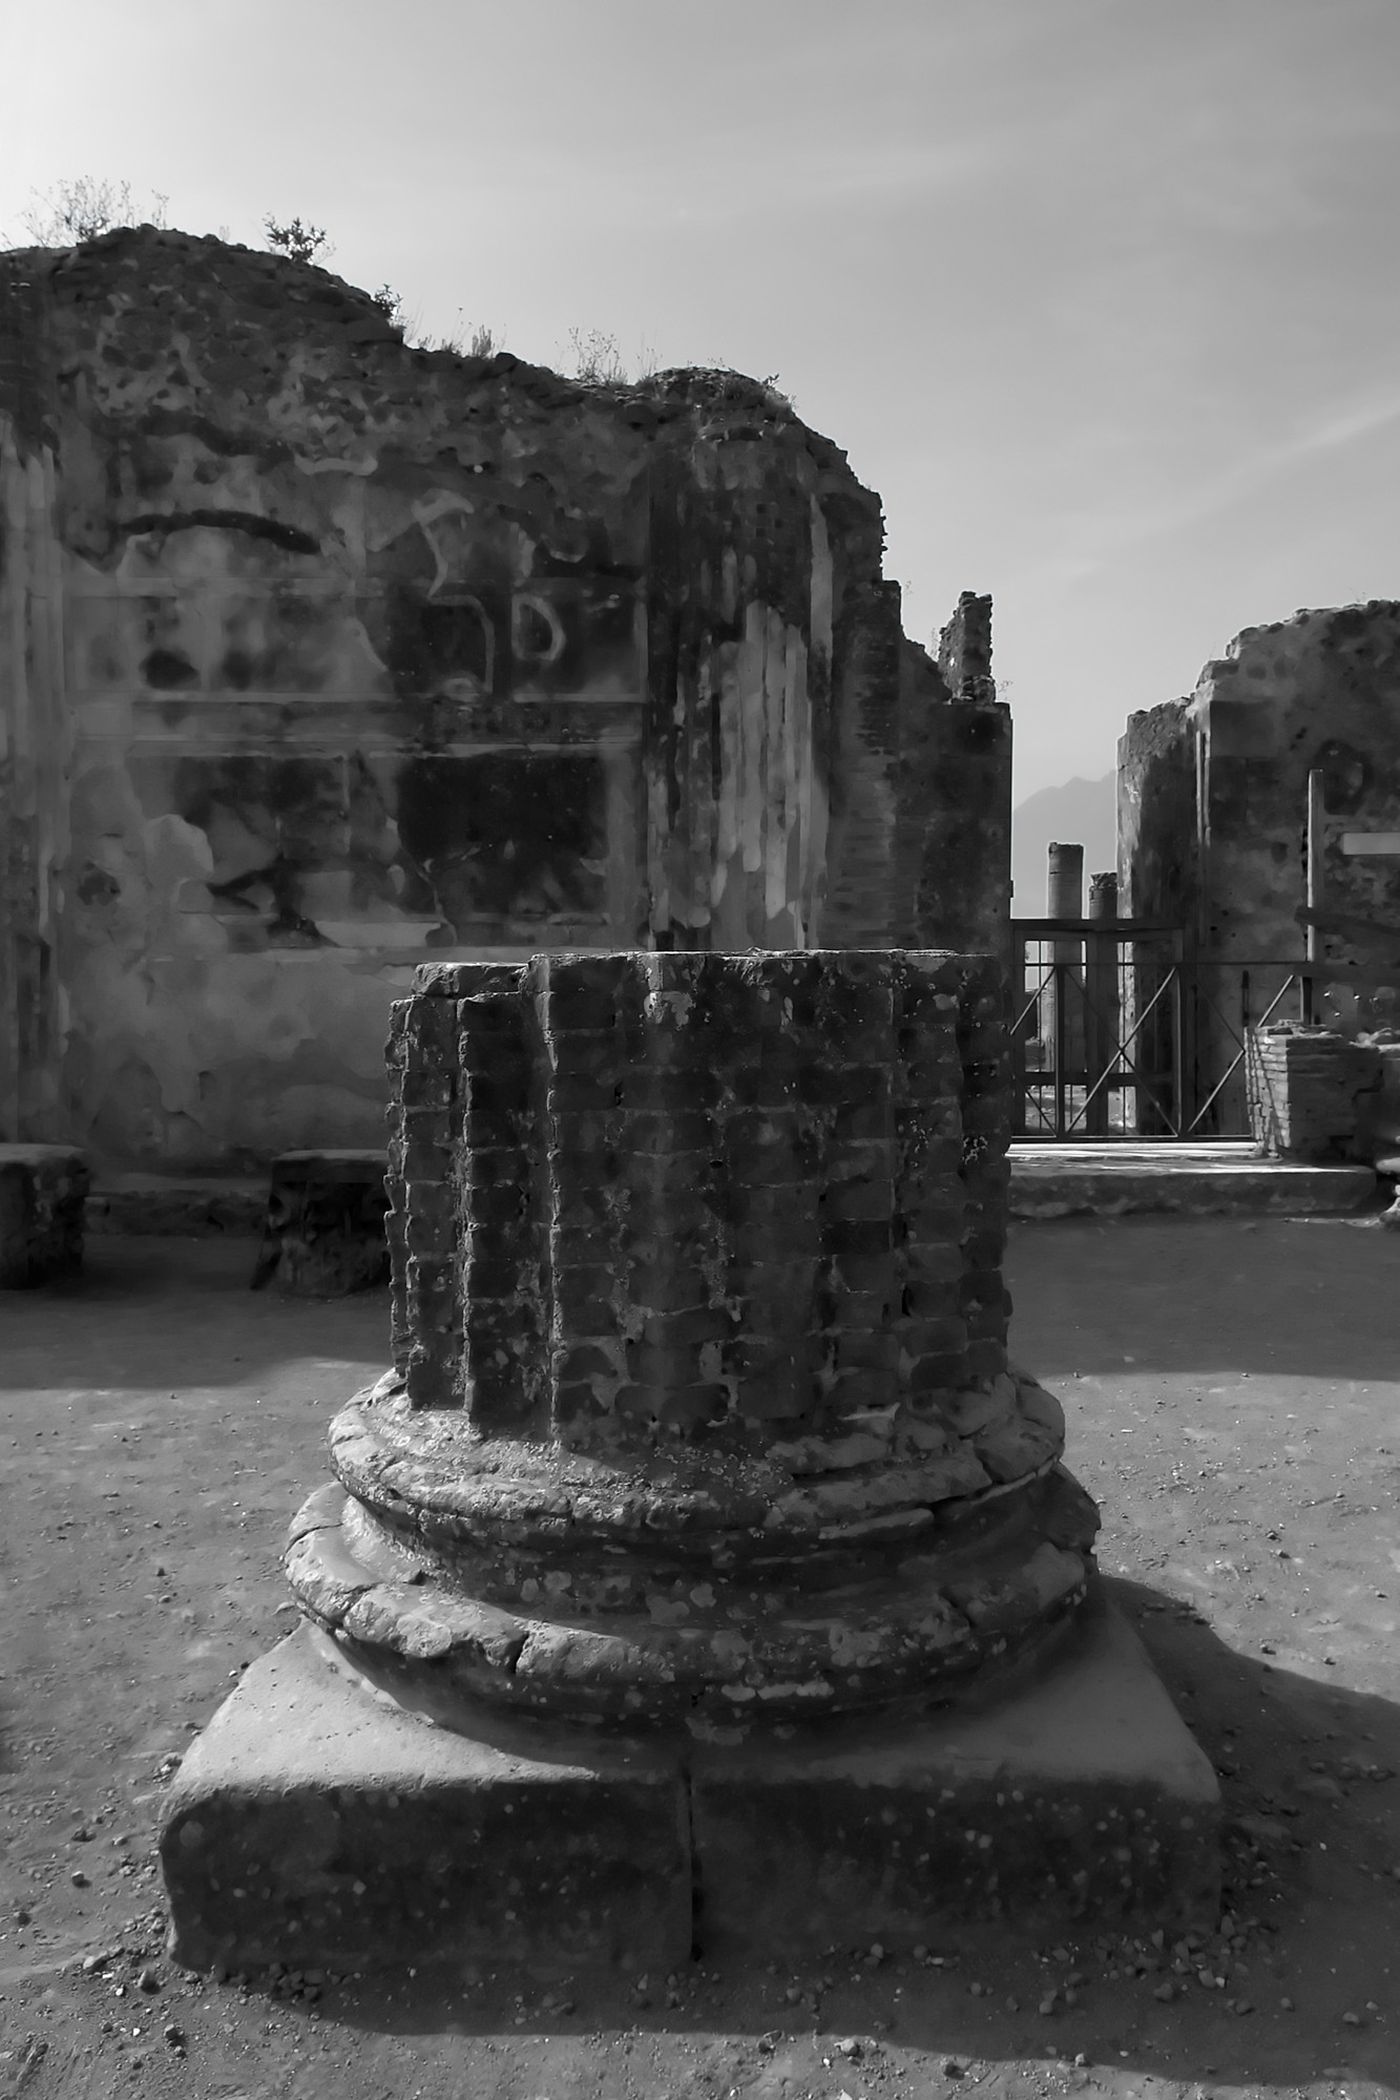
<box><xmin>1120</xmin><ymin>603</ymin><xmax>1400</xmax><ymax>956</ymax></box>
<box><xmin>1121</xmin><ymin>604</ymin><xmax>1400</xmax><ymax>1126</ymax></box>
<box><xmin>1117</xmin><ymin>698</ymin><xmax>1196</xmax><ymax>928</ymax></box>
<box><xmin>0</xmin><ymin>229</ymin><xmax>1009</xmax><ymax>1168</ymax></box>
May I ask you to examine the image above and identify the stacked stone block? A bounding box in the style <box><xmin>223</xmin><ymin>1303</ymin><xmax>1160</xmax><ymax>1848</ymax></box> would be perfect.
<box><xmin>385</xmin><ymin>950</ymin><xmax>1010</xmax><ymax>1443</ymax></box>
<box><xmin>287</xmin><ymin>950</ymin><xmax>1096</xmax><ymax>1734</ymax></box>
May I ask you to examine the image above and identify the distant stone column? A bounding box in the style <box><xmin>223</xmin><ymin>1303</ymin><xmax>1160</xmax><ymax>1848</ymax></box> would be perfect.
<box><xmin>288</xmin><ymin>949</ymin><xmax>1099</xmax><ymax>1734</ymax></box>
<box><xmin>1044</xmin><ymin>843</ymin><xmax>1085</xmax><ymax>1127</ymax></box>
<box><xmin>1084</xmin><ymin>872</ymin><xmax>1120</xmax><ymax>1136</ymax></box>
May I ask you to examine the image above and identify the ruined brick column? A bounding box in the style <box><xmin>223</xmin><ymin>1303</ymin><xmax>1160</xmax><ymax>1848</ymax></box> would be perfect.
<box><xmin>286</xmin><ymin>950</ymin><xmax>1099</xmax><ymax>1733</ymax></box>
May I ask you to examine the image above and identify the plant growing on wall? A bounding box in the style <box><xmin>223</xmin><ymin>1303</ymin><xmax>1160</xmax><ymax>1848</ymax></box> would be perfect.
<box><xmin>262</xmin><ymin>214</ymin><xmax>332</xmax><ymax>265</ymax></box>
<box><xmin>17</xmin><ymin>176</ymin><xmax>168</xmax><ymax>245</ymax></box>
<box><xmin>567</xmin><ymin>327</ymin><xmax>630</xmax><ymax>386</ymax></box>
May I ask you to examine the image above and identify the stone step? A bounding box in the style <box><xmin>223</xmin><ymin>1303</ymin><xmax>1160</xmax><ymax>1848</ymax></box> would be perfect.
<box><xmin>1011</xmin><ymin>1141</ymin><xmax>1376</xmax><ymax>1219</ymax></box>
<box><xmin>87</xmin><ymin>1176</ymin><xmax>265</xmax><ymax>1237</ymax></box>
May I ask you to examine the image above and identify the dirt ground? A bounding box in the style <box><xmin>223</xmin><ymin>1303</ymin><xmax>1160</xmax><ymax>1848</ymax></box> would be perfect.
<box><xmin>1</xmin><ymin>1214</ymin><xmax>1397</xmax><ymax>2100</ymax></box>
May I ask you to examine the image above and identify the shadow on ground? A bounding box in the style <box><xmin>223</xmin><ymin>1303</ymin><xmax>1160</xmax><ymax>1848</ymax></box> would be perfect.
<box><xmin>0</xmin><ymin>1234</ymin><xmax>391</xmax><ymax>1389</ymax></box>
<box><xmin>1010</xmin><ymin>1213</ymin><xmax>1400</xmax><ymax>1381</ymax></box>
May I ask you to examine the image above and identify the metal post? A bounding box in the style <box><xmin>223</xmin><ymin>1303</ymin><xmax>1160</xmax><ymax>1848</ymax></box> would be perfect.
<box><xmin>1171</xmin><ymin>929</ymin><xmax>1187</xmax><ymax>1137</ymax></box>
<box><xmin>1084</xmin><ymin>872</ymin><xmax>1119</xmax><ymax>1135</ymax></box>
<box><xmin>1304</xmin><ymin>767</ymin><xmax>1325</xmax><ymax>1022</ymax></box>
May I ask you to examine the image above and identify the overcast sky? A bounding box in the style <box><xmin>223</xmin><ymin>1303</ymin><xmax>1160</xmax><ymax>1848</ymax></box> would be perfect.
<box><xmin>7</xmin><ymin>0</ymin><xmax>1399</xmax><ymax>800</ymax></box>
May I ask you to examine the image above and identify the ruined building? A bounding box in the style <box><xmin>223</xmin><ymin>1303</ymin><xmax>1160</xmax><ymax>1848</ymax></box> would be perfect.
<box><xmin>0</xmin><ymin>228</ymin><xmax>1010</xmax><ymax>1173</ymax></box>
<box><xmin>1118</xmin><ymin>602</ymin><xmax>1400</xmax><ymax>1126</ymax></box>
<box><xmin>1120</xmin><ymin>601</ymin><xmax>1400</xmax><ymax>960</ymax></box>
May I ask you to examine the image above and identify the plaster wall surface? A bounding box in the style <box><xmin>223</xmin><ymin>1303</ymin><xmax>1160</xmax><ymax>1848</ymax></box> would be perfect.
<box><xmin>0</xmin><ymin>229</ymin><xmax>1009</xmax><ymax>1170</ymax></box>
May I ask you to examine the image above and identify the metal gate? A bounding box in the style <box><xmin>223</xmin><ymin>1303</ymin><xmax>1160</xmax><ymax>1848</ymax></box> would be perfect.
<box><xmin>1010</xmin><ymin>919</ymin><xmax>1325</xmax><ymax>1140</ymax></box>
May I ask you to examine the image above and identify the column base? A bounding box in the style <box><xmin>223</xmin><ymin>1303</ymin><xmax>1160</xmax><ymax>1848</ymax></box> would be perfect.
<box><xmin>160</xmin><ymin>1588</ymin><xmax>1220</xmax><ymax>1976</ymax></box>
<box><xmin>689</xmin><ymin>1584</ymin><xmax>1221</xmax><ymax>1951</ymax></box>
<box><xmin>159</xmin><ymin>1624</ymin><xmax>692</xmax><ymax>1977</ymax></box>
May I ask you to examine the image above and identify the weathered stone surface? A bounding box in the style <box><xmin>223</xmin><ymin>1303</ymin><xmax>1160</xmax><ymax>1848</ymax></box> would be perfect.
<box><xmin>288</xmin><ymin>1457</ymin><xmax>1096</xmax><ymax>1732</ymax></box>
<box><xmin>1248</xmin><ymin>1023</ymin><xmax>1383</xmax><ymax>1162</ymax></box>
<box><xmin>86</xmin><ymin>1175</ymin><xmax>265</xmax><ymax>1237</ymax></box>
<box><xmin>158</xmin><ymin>941</ymin><xmax>1229</xmax><ymax>1974</ymax></box>
<box><xmin>689</xmin><ymin>1587</ymin><xmax>1221</xmax><ymax>1948</ymax></box>
<box><xmin>159</xmin><ymin>1625</ymin><xmax>692</xmax><ymax>1976</ymax></box>
<box><xmin>159</xmin><ymin>1594</ymin><xmax>1218</xmax><ymax>1972</ymax></box>
<box><xmin>1122</xmin><ymin>602</ymin><xmax>1400</xmax><ymax>964</ymax></box>
<box><xmin>250</xmin><ymin>1149</ymin><xmax>390</xmax><ymax>1295</ymax></box>
<box><xmin>0</xmin><ymin>1143</ymin><xmax>89</xmax><ymax>1286</ymax></box>
<box><xmin>1009</xmin><ymin>1140</ymin><xmax>1376</xmax><ymax>1218</ymax></box>
<box><xmin>285</xmin><ymin>950</ymin><xmax>1101</xmax><ymax>1731</ymax></box>
<box><xmin>1</xmin><ymin>228</ymin><xmax>1009</xmax><ymax>1172</ymax></box>
<box><xmin>1120</xmin><ymin>601</ymin><xmax>1400</xmax><ymax>1127</ymax></box>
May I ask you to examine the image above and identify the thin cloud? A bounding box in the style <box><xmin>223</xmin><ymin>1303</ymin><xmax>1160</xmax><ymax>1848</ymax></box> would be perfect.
<box><xmin>1022</xmin><ymin>381</ymin><xmax>1400</xmax><ymax>591</ymax></box>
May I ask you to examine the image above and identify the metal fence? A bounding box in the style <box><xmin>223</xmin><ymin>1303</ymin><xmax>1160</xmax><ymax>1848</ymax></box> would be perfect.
<box><xmin>1008</xmin><ymin>920</ymin><xmax>1369</xmax><ymax>1140</ymax></box>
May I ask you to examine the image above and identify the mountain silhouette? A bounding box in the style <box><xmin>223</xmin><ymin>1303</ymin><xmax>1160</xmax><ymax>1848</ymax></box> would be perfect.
<box><xmin>1011</xmin><ymin>772</ymin><xmax>1117</xmax><ymax>915</ymax></box>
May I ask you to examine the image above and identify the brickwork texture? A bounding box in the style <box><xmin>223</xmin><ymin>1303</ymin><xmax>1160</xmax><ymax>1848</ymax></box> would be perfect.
<box><xmin>386</xmin><ymin>949</ymin><xmax>1009</xmax><ymax>1444</ymax></box>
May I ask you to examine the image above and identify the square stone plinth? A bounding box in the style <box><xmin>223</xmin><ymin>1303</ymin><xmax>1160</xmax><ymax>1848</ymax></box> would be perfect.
<box><xmin>689</xmin><ymin>1589</ymin><xmax>1221</xmax><ymax>1952</ymax></box>
<box><xmin>160</xmin><ymin>1597</ymin><xmax>1219</xmax><ymax>1976</ymax></box>
<box><xmin>250</xmin><ymin>1151</ymin><xmax>390</xmax><ymax>1297</ymax></box>
<box><xmin>0</xmin><ymin>1144</ymin><xmax>89</xmax><ymax>1287</ymax></box>
<box><xmin>159</xmin><ymin>1626</ymin><xmax>692</xmax><ymax>1976</ymax></box>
